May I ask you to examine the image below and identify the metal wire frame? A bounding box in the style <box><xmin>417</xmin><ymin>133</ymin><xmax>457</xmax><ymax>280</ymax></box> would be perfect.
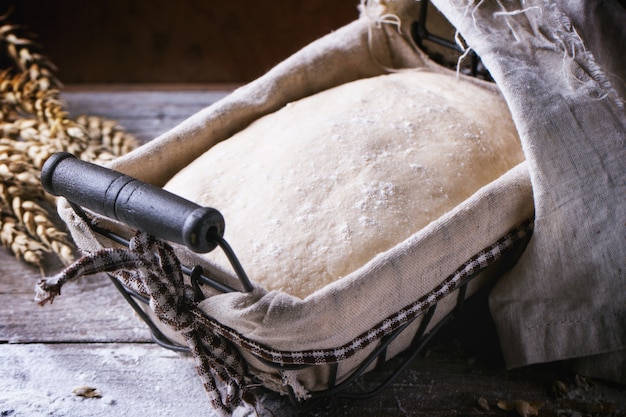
<box><xmin>411</xmin><ymin>0</ymin><xmax>489</xmax><ymax>79</ymax></box>
<box><xmin>293</xmin><ymin>297</ymin><xmax>445</xmax><ymax>405</ymax></box>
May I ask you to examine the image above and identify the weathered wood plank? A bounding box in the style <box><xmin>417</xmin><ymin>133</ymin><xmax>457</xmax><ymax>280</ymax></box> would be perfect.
<box><xmin>2</xmin><ymin>342</ymin><xmax>624</xmax><ymax>417</ymax></box>
<box><xmin>63</xmin><ymin>89</ymin><xmax>231</xmax><ymax>119</ymax></box>
<box><xmin>0</xmin><ymin>250</ymin><xmax>151</xmax><ymax>344</ymax></box>
<box><xmin>0</xmin><ymin>343</ymin><xmax>216</xmax><ymax>417</ymax></box>
<box><xmin>62</xmin><ymin>88</ymin><xmax>232</xmax><ymax>142</ymax></box>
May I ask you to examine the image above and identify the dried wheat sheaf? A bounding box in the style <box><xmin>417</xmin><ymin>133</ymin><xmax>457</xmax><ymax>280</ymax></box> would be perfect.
<box><xmin>0</xmin><ymin>12</ymin><xmax>137</xmax><ymax>272</ymax></box>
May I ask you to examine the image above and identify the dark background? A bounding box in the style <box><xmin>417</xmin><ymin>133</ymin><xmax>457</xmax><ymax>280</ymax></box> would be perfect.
<box><xmin>9</xmin><ymin>1</ymin><xmax>359</xmax><ymax>84</ymax></box>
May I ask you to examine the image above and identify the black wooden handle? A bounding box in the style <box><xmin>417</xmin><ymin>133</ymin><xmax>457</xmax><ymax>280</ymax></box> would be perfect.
<box><xmin>41</xmin><ymin>152</ymin><xmax>224</xmax><ymax>253</ymax></box>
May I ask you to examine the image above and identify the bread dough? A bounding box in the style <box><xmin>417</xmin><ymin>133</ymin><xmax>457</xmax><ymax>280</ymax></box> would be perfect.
<box><xmin>164</xmin><ymin>71</ymin><xmax>524</xmax><ymax>299</ymax></box>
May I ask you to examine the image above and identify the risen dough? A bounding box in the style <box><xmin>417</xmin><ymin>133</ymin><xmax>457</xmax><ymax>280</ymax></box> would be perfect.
<box><xmin>164</xmin><ymin>71</ymin><xmax>524</xmax><ymax>299</ymax></box>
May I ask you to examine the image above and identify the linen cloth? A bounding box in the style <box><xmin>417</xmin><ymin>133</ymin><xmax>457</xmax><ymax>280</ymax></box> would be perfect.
<box><xmin>430</xmin><ymin>0</ymin><xmax>626</xmax><ymax>381</ymax></box>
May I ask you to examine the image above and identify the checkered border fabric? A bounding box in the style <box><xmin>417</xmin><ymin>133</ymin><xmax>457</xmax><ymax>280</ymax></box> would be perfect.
<box><xmin>192</xmin><ymin>218</ymin><xmax>534</xmax><ymax>366</ymax></box>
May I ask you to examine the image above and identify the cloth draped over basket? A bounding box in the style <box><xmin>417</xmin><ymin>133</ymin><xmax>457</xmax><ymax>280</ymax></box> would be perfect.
<box><xmin>429</xmin><ymin>0</ymin><xmax>625</xmax><ymax>381</ymax></box>
<box><xmin>38</xmin><ymin>0</ymin><xmax>625</xmax><ymax>414</ymax></box>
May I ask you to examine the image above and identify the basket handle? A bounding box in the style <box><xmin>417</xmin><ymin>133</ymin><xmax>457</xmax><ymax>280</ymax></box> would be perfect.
<box><xmin>41</xmin><ymin>152</ymin><xmax>225</xmax><ymax>253</ymax></box>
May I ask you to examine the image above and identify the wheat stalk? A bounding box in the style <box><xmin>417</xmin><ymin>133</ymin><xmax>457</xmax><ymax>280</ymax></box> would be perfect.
<box><xmin>1</xmin><ymin>211</ymin><xmax>47</xmax><ymax>267</ymax></box>
<box><xmin>0</xmin><ymin>13</ymin><xmax>137</xmax><ymax>272</ymax></box>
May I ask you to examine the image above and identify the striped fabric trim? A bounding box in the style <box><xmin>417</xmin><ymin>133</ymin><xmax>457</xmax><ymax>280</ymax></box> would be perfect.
<box><xmin>192</xmin><ymin>219</ymin><xmax>534</xmax><ymax>366</ymax></box>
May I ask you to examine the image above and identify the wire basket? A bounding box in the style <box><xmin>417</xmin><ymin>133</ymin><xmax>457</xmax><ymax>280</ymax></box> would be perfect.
<box><xmin>38</xmin><ymin>0</ymin><xmax>534</xmax><ymax>411</ymax></box>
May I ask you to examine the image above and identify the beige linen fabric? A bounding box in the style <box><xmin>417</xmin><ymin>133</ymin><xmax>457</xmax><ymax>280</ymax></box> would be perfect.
<box><xmin>430</xmin><ymin>0</ymin><xmax>626</xmax><ymax>381</ymax></box>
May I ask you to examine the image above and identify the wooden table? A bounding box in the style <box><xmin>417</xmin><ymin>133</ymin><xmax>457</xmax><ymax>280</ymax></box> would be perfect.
<box><xmin>2</xmin><ymin>87</ymin><xmax>624</xmax><ymax>417</ymax></box>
